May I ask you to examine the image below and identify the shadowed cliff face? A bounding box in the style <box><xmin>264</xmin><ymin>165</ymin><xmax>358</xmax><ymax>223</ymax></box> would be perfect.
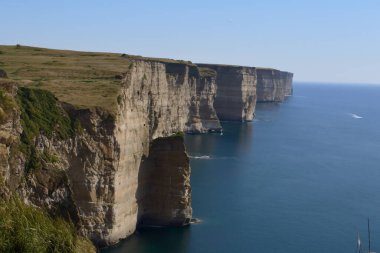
<box><xmin>137</xmin><ymin>136</ymin><xmax>191</xmax><ymax>227</ymax></box>
<box><xmin>256</xmin><ymin>69</ymin><xmax>293</xmax><ymax>102</ymax></box>
<box><xmin>196</xmin><ymin>64</ymin><xmax>257</xmax><ymax>121</ymax></box>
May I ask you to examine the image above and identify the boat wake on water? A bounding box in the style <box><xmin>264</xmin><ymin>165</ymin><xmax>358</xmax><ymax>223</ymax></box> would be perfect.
<box><xmin>349</xmin><ymin>113</ymin><xmax>363</xmax><ymax>119</ymax></box>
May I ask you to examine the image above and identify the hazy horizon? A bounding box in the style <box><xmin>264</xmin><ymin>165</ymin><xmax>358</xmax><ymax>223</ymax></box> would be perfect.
<box><xmin>2</xmin><ymin>0</ymin><xmax>380</xmax><ymax>84</ymax></box>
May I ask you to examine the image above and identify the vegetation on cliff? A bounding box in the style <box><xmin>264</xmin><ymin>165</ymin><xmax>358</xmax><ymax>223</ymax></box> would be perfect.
<box><xmin>0</xmin><ymin>44</ymin><xmax>198</xmax><ymax>113</ymax></box>
<box><xmin>0</xmin><ymin>197</ymin><xmax>95</xmax><ymax>253</ymax></box>
<box><xmin>0</xmin><ymin>45</ymin><xmax>128</xmax><ymax>112</ymax></box>
<box><xmin>198</xmin><ymin>67</ymin><xmax>217</xmax><ymax>78</ymax></box>
<box><xmin>17</xmin><ymin>87</ymin><xmax>76</xmax><ymax>173</ymax></box>
<box><xmin>0</xmin><ymin>83</ymin><xmax>17</xmax><ymax>124</ymax></box>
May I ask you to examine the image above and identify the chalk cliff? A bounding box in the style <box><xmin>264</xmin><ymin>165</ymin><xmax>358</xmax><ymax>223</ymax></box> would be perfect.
<box><xmin>256</xmin><ymin>68</ymin><xmax>293</xmax><ymax>102</ymax></box>
<box><xmin>0</xmin><ymin>45</ymin><xmax>293</xmax><ymax>248</ymax></box>
<box><xmin>196</xmin><ymin>64</ymin><xmax>257</xmax><ymax>121</ymax></box>
<box><xmin>0</xmin><ymin>59</ymin><xmax>221</xmax><ymax>246</ymax></box>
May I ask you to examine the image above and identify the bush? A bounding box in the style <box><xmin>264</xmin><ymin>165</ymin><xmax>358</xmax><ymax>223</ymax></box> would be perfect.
<box><xmin>171</xmin><ymin>131</ymin><xmax>184</xmax><ymax>138</ymax></box>
<box><xmin>0</xmin><ymin>197</ymin><xmax>95</xmax><ymax>253</ymax></box>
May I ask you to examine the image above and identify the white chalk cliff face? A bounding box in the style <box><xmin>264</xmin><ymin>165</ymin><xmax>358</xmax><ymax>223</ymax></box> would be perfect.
<box><xmin>0</xmin><ymin>58</ymin><xmax>293</xmax><ymax>247</ymax></box>
<box><xmin>256</xmin><ymin>68</ymin><xmax>293</xmax><ymax>102</ymax></box>
<box><xmin>109</xmin><ymin>60</ymin><xmax>198</xmax><ymax>244</ymax></box>
<box><xmin>196</xmin><ymin>64</ymin><xmax>257</xmax><ymax>121</ymax></box>
<box><xmin>0</xmin><ymin>60</ymin><xmax>222</xmax><ymax>246</ymax></box>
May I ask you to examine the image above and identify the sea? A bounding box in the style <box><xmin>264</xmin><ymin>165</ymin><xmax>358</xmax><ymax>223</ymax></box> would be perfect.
<box><xmin>104</xmin><ymin>83</ymin><xmax>380</xmax><ymax>253</ymax></box>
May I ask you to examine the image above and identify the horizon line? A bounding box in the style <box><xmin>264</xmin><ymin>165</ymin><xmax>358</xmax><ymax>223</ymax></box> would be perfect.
<box><xmin>294</xmin><ymin>81</ymin><xmax>380</xmax><ymax>86</ymax></box>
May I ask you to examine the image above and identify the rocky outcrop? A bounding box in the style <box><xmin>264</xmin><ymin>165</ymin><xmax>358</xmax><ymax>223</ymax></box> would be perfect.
<box><xmin>256</xmin><ymin>68</ymin><xmax>293</xmax><ymax>102</ymax></box>
<box><xmin>196</xmin><ymin>64</ymin><xmax>257</xmax><ymax>121</ymax></box>
<box><xmin>137</xmin><ymin>135</ymin><xmax>191</xmax><ymax>227</ymax></box>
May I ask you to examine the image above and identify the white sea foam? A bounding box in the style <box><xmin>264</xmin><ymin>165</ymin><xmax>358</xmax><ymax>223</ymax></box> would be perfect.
<box><xmin>189</xmin><ymin>155</ymin><xmax>211</xmax><ymax>159</ymax></box>
<box><xmin>349</xmin><ymin>113</ymin><xmax>363</xmax><ymax>119</ymax></box>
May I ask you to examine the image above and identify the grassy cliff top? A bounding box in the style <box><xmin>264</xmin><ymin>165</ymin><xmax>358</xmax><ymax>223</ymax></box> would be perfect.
<box><xmin>198</xmin><ymin>67</ymin><xmax>217</xmax><ymax>78</ymax></box>
<box><xmin>255</xmin><ymin>67</ymin><xmax>293</xmax><ymax>74</ymax></box>
<box><xmin>197</xmin><ymin>64</ymin><xmax>293</xmax><ymax>75</ymax></box>
<box><xmin>0</xmin><ymin>45</ymin><xmax>130</xmax><ymax>112</ymax></box>
<box><xmin>0</xmin><ymin>45</ymin><xmax>194</xmax><ymax>112</ymax></box>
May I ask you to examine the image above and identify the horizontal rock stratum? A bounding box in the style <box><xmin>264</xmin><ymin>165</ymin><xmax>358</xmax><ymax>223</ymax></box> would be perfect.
<box><xmin>0</xmin><ymin>45</ymin><xmax>293</xmax><ymax>246</ymax></box>
<box><xmin>256</xmin><ymin>68</ymin><xmax>293</xmax><ymax>102</ymax></box>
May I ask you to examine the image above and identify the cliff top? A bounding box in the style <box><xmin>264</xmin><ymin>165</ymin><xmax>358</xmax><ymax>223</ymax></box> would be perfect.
<box><xmin>198</xmin><ymin>63</ymin><xmax>293</xmax><ymax>75</ymax></box>
<box><xmin>0</xmin><ymin>45</ymin><xmax>195</xmax><ymax>112</ymax></box>
<box><xmin>196</xmin><ymin>63</ymin><xmax>256</xmax><ymax>69</ymax></box>
<box><xmin>255</xmin><ymin>67</ymin><xmax>293</xmax><ymax>75</ymax></box>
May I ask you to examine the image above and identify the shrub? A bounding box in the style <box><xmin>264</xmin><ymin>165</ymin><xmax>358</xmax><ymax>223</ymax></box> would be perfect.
<box><xmin>171</xmin><ymin>131</ymin><xmax>184</xmax><ymax>138</ymax></box>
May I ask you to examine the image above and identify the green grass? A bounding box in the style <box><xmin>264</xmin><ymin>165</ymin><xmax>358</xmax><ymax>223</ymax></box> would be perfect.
<box><xmin>198</xmin><ymin>67</ymin><xmax>217</xmax><ymax>78</ymax></box>
<box><xmin>0</xmin><ymin>197</ymin><xmax>95</xmax><ymax>253</ymax></box>
<box><xmin>16</xmin><ymin>87</ymin><xmax>77</xmax><ymax>173</ymax></box>
<box><xmin>0</xmin><ymin>45</ymin><xmax>198</xmax><ymax>113</ymax></box>
<box><xmin>0</xmin><ymin>45</ymin><xmax>130</xmax><ymax>112</ymax></box>
<box><xmin>0</xmin><ymin>83</ymin><xmax>17</xmax><ymax>124</ymax></box>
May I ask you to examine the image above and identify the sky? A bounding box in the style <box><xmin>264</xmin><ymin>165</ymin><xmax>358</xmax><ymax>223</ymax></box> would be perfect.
<box><xmin>1</xmin><ymin>0</ymin><xmax>380</xmax><ymax>84</ymax></box>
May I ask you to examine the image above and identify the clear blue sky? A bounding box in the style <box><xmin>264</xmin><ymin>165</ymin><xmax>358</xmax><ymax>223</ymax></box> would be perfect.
<box><xmin>2</xmin><ymin>0</ymin><xmax>380</xmax><ymax>84</ymax></box>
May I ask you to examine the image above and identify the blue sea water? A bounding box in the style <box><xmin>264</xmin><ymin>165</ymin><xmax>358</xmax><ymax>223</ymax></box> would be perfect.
<box><xmin>104</xmin><ymin>83</ymin><xmax>380</xmax><ymax>253</ymax></box>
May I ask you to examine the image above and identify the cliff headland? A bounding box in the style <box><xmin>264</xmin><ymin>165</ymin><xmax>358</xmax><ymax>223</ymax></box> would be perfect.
<box><xmin>0</xmin><ymin>45</ymin><xmax>293</xmax><ymax>248</ymax></box>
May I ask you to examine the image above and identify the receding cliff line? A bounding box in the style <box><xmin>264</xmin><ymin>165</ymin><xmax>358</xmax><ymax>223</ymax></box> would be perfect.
<box><xmin>1</xmin><ymin>58</ymin><xmax>221</xmax><ymax>246</ymax></box>
<box><xmin>196</xmin><ymin>64</ymin><xmax>257</xmax><ymax>121</ymax></box>
<box><xmin>256</xmin><ymin>68</ymin><xmax>293</xmax><ymax>102</ymax></box>
<box><xmin>0</xmin><ymin>45</ymin><xmax>294</xmax><ymax>248</ymax></box>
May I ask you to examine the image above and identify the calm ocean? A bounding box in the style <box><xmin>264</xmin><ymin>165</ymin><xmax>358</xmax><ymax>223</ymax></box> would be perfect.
<box><xmin>104</xmin><ymin>83</ymin><xmax>380</xmax><ymax>253</ymax></box>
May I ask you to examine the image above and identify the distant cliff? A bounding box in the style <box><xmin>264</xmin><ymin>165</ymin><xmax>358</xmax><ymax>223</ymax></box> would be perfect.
<box><xmin>256</xmin><ymin>68</ymin><xmax>293</xmax><ymax>102</ymax></box>
<box><xmin>196</xmin><ymin>64</ymin><xmax>257</xmax><ymax>121</ymax></box>
<box><xmin>0</xmin><ymin>45</ymin><xmax>293</xmax><ymax>247</ymax></box>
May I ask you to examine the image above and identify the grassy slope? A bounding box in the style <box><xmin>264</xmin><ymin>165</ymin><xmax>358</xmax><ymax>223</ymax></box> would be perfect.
<box><xmin>0</xmin><ymin>45</ymin><xmax>131</xmax><ymax>112</ymax></box>
<box><xmin>0</xmin><ymin>45</ymin><xmax>197</xmax><ymax>112</ymax></box>
<box><xmin>0</xmin><ymin>197</ymin><xmax>95</xmax><ymax>253</ymax></box>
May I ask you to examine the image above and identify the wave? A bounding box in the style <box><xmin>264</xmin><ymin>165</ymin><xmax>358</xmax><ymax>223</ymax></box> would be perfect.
<box><xmin>189</xmin><ymin>155</ymin><xmax>211</xmax><ymax>159</ymax></box>
<box><xmin>189</xmin><ymin>155</ymin><xmax>238</xmax><ymax>161</ymax></box>
<box><xmin>349</xmin><ymin>113</ymin><xmax>363</xmax><ymax>119</ymax></box>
